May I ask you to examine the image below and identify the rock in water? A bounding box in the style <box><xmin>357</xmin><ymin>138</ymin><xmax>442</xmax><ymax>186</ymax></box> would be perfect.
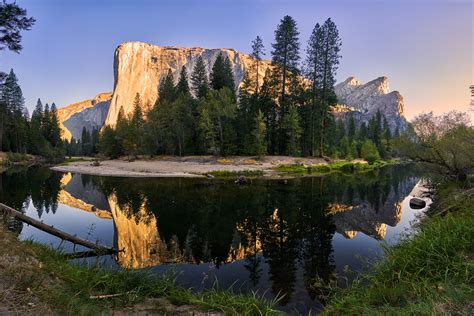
<box><xmin>409</xmin><ymin>197</ymin><xmax>426</xmax><ymax>209</ymax></box>
<box><xmin>334</xmin><ymin>76</ymin><xmax>407</xmax><ymax>132</ymax></box>
<box><xmin>105</xmin><ymin>42</ymin><xmax>272</xmax><ymax>127</ymax></box>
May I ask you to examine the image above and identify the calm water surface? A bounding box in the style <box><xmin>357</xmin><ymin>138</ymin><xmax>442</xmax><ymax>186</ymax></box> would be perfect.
<box><xmin>0</xmin><ymin>165</ymin><xmax>427</xmax><ymax>314</ymax></box>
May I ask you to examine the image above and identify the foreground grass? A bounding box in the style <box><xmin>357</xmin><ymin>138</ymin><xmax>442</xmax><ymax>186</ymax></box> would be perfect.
<box><xmin>0</xmin><ymin>228</ymin><xmax>279</xmax><ymax>315</ymax></box>
<box><xmin>274</xmin><ymin>159</ymin><xmax>395</xmax><ymax>175</ymax></box>
<box><xmin>324</xmin><ymin>183</ymin><xmax>474</xmax><ymax>315</ymax></box>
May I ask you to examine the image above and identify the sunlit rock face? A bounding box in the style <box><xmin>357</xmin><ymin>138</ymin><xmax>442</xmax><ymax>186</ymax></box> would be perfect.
<box><xmin>105</xmin><ymin>41</ymin><xmax>272</xmax><ymax>127</ymax></box>
<box><xmin>334</xmin><ymin>76</ymin><xmax>407</xmax><ymax>132</ymax></box>
<box><xmin>58</xmin><ymin>41</ymin><xmax>408</xmax><ymax>135</ymax></box>
<box><xmin>108</xmin><ymin>195</ymin><xmax>161</xmax><ymax>268</ymax></box>
<box><xmin>57</xmin><ymin>93</ymin><xmax>112</xmax><ymax>140</ymax></box>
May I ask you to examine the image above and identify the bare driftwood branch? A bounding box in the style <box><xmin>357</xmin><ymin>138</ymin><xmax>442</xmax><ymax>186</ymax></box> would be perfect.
<box><xmin>89</xmin><ymin>292</ymin><xmax>133</xmax><ymax>299</ymax></box>
<box><xmin>0</xmin><ymin>203</ymin><xmax>117</xmax><ymax>254</ymax></box>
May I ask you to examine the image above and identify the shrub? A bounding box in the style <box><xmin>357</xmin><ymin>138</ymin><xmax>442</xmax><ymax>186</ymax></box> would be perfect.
<box><xmin>361</xmin><ymin>140</ymin><xmax>380</xmax><ymax>164</ymax></box>
<box><xmin>339</xmin><ymin>162</ymin><xmax>355</xmax><ymax>172</ymax></box>
<box><xmin>308</xmin><ymin>164</ymin><xmax>331</xmax><ymax>173</ymax></box>
<box><xmin>365</xmin><ymin>154</ymin><xmax>379</xmax><ymax>165</ymax></box>
<box><xmin>6</xmin><ymin>152</ymin><xmax>29</xmax><ymax>163</ymax></box>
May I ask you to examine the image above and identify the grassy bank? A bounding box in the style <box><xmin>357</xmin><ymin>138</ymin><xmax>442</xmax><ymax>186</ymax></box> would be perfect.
<box><xmin>324</xmin><ymin>182</ymin><xmax>474</xmax><ymax>315</ymax></box>
<box><xmin>274</xmin><ymin>159</ymin><xmax>396</xmax><ymax>175</ymax></box>
<box><xmin>0</xmin><ymin>226</ymin><xmax>279</xmax><ymax>315</ymax></box>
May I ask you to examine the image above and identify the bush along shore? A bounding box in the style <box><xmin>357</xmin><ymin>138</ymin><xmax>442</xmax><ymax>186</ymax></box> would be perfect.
<box><xmin>323</xmin><ymin>181</ymin><xmax>474</xmax><ymax>315</ymax></box>
<box><xmin>0</xmin><ymin>225</ymin><xmax>280</xmax><ymax>315</ymax></box>
<box><xmin>273</xmin><ymin>159</ymin><xmax>397</xmax><ymax>176</ymax></box>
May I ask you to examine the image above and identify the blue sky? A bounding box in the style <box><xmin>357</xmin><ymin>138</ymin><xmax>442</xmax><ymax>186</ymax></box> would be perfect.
<box><xmin>2</xmin><ymin>0</ymin><xmax>472</xmax><ymax>119</ymax></box>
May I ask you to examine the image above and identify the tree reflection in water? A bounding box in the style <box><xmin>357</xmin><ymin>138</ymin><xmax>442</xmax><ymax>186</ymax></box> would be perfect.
<box><xmin>0</xmin><ymin>164</ymin><xmax>421</xmax><ymax>308</ymax></box>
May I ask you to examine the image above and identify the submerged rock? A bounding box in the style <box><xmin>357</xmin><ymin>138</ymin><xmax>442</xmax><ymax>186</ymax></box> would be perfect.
<box><xmin>235</xmin><ymin>176</ymin><xmax>251</xmax><ymax>185</ymax></box>
<box><xmin>409</xmin><ymin>197</ymin><xmax>426</xmax><ymax>209</ymax></box>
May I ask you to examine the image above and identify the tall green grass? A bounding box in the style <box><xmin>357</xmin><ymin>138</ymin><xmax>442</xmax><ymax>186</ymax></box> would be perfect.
<box><xmin>324</xmin><ymin>184</ymin><xmax>474</xmax><ymax>315</ymax></box>
<box><xmin>18</xmin><ymin>241</ymin><xmax>281</xmax><ymax>314</ymax></box>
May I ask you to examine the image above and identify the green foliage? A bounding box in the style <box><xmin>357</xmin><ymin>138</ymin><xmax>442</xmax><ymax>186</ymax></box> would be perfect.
<box><xmin>191</xmin><ymin>56</ymin><xmax>209</xmax><ymax>99</ymax></box>
<box><xmin>250</xmin><ymin>110</ymin><xmax>267</xmax><ymax>156</ymax></box>
<box><xmin>361</xmin><ymin>140</ymin><xmax>380</xmax><ymax>164</ymax></box>
<box><xmin>176</xmin><ymin>66</ymin><xmax>190</xmax><ymax>95</ymax></box>
<box><xmin>0</xmin><ymin>69</ymin><xmax>64</xmax><ymax>161</ymax></box>
<box><xmin>325</xmin><ymin>184</ymin><xmax>474</xmax><ymax>315</ymax></box>
<box><xmin>282</xmin><ymin>105</ymin><xmax>302</xmax><ymax>156</ymax></box>
<box><xmin>5</xmin><ymin>151</ymin><xmax>29</xmax><ymax>163</ymax></box>
<box><xmin>210</xmin><ymin>53</ymin><xmax>235</xmax><ymax>98</ymax></box>
<box><xmin>14</xmin><ymin>237</ymin><xmax>279</xmax><ymax>315</ymax></box>
<box><xmin>307</xmin><ymin>164</ymin><xmax>331</xmax><ymax>173</ymax></box>
<box><xmin>0</xmin><ymin>1</ymin><xmax>35</xmax><ymax>54</ymax></box>
<box><xmin>197</xmin><ymin>87</ymin><xmax>237</xmax><ymax>155</ymax></box>
<box><xmin>98</xmin><ymin>126</ymin><xmax>121</xmax><ymax>159</ymax></box>
<box><xmin>395</xmin><ymin>111</ymin><xmax>474</xmax><ymax>184</ymax></box>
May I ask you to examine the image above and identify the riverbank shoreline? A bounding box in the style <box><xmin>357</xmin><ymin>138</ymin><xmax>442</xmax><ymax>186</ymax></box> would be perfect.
<box><xmin>51</xmin><ymin>155</ymin><xmax>393</xmax><ymax>178</ymax></box>
<box><xmin>323</xmin><ymin>182</ymin><xmax>474</xmax><ymax>315</ymax></box>
<box><xmin>0</xmin><ymin>224</ymin><xmax>278</xmax><ymax>314</ymax></box>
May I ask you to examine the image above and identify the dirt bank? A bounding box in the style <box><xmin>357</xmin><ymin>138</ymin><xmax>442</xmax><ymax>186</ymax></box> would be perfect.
<box><xmin>52</xmin><ymin>156</ymin><xmax>328</xmax><ymax>177</ymax></box>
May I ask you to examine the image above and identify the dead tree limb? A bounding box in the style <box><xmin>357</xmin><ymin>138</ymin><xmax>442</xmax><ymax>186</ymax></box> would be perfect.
<box><xmin>0</xmin><ymin>203</ymin><xmax>117</xmax><ymax>254</ymax></box>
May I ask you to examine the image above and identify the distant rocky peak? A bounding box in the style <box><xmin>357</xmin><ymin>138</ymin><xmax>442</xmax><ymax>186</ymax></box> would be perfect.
<box><xmin>335</xmin><ymin>76</ymin><xmax>406</xmax><ymax>132</ymax></box>
<box><xmin>344</xmin><ymin>76</ymin><xmax>361</xmax><ymax>87</ymax></box>
<box><xmin>363</xmin><ymin>76</ymin><xmax>390</xmax><ymax>94</ymax></box>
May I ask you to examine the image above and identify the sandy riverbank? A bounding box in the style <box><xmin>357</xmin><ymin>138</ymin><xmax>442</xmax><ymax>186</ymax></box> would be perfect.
<box><xmin>51</xmin><ymin>156</ymin><xmax>328</xmax><ymax>177</ymax></box>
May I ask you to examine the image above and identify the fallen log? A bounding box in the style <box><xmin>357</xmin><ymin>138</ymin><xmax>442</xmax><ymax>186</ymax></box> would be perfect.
<box><xmin>0</xmin><ymin>203</ymin><xmax>117</xmax><ymax>254</ymax></box>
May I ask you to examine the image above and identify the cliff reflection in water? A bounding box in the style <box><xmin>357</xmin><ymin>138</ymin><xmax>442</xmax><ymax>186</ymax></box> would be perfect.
<box><xmin>1</xmin><ymin>165</ymin><xmax>420</xmax><ymax>308</ymax></box>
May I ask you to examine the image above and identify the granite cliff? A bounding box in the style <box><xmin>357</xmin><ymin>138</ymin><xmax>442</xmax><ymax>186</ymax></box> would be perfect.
<box><xmin>105</xmin><ymin>41</ymin><xmax>271</xmax><ymax>127</ymax></box>
<box><xmin>57</xmin><ymin>92</ymin><xmax>112</xmax><ymax>140</ymax></box>
<box><xmin>334</xmin><ymin>76</ymin><xmax>407</xmax><ymax>131</ymax></box>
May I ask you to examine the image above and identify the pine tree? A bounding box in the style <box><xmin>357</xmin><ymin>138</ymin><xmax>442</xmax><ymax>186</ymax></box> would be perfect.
<box><xmin>304</xmin><ymin>23</ymin><xmax>323</xmax><ymax>155</ymax></box>
<box><xmin>2</xmin><ymin>70</ymin><xmax>26</xmax><ymax>151</ymax></box>
<box><xmin>0</xmin><ymin>1</ymin><xmax>35</xmax><ymax>53</ymax></box>
<box><xmin>28</xmin><ymin>99</ymin><xmax>44</xmax><ymax>154</ymax></box>
<box><xmin>169</xmin><ymin>94</ymin><xmax>193</xmax><ymax>156</ymax></box>
<box><xmin>158</xmin><ymin>69</ymin><xmax>176</xmax><ymax>103</ymax></box>
<box><xmin>176</xmin><ymin>66</ymin><xmax>190</xmax><ymax>95</ymax></box>
<box><xmin>283</xmin><ymin>105</ymin><xmax>302</xmax><ymax>156</ymax></box>
<box><xmin>198</xmin><ymin>87</ymin><xmax>236</xmax><ymax>155</ymax></box>
<box><xmin>130</xmin><ymin>93</ymin><xmax>144</xmax><ymax>154</ymax></box>
<box><xmin>114</xmin><ymin>106</ymin><xmax>127</xmax><ymax>156</ymax></box>
<box><xmin>318</xmin><ymin>18</ymin><xmax>342</xmax><ymax>157</ymax></box>
<box><xmin>336</xmin><ymin>119</ymin><xmax>346</xmax><ymax>141</ymax></box>
<box><xmin>358</xmin><ymin>122</ymin><xmax>368</xmax><ymax>141</ymax></box>
<box><xmin>191</xmin><ymin>56</ymin><xmax>209</xmax><ymax>99</ymax></box>
<box><xmin>259</xmin><ymin>69</ymin><xmax>279</xmax><ymax>154</ymax></box>
<box><xmin>210</xmin><ymin>53</ymin><xmax>235</xmax><ymax>97</ymax></box>
<box><xmin>250</xmin><ymin>36</ymin><xmax>265</xmax><ymax>95</ymax></box>
<box><xmin>271</xmin><ymin>15</ymin><xmax>300</xmax><ymax>113</ymax></box>
<box><xmin>251</xmin><ymin>110</ymin><xmax>267</xmax><ymax>156</ymax></box>
<box><xmin>131</xmin><ymin>93</ymin><xmax>144</xmax><ymax>128</ymax></box>
<box><xmin>42</xmin><ymin>103</ymin><xmax>51</xmax><ymax>142</ymax></box>
<box><xmin>99</xmin><ymin>126</ymin><xmax>121</xmax><ymax>158</ymax></box>
<box><xmin>49</xmin><ymin>103</ymin><xmax>62</xmax><ymax>147</ymax></box>
<box><xmin>81</xmin><ymin>127</ymin><xmax>91</xmax><ymax>155</ymax></box>
<box><xmin>347</xmin><ymin>114</ymin><xmax>356</xmax><ymax>142</ymax></box>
